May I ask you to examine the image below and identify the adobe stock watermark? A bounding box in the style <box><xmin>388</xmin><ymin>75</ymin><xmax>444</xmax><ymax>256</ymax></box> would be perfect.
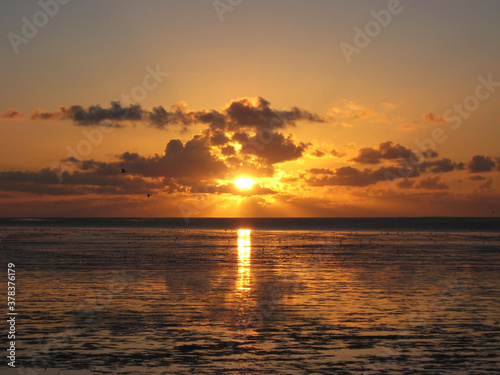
<box><xmin>340</xmin><ymin>0</ymin><xmax>412</xmax><ymax>64</ymax></box>
<box><xmin>384</xmin><ymin>73</ymin><xmax>499</xmax><ymax>190</ymax></box>
<box><xmin>52</xmin><ymin>64</ymin><xmax>169</xmax><ymax>182</ymax></box>
<box><xmin>213</xmin><ymin>0</ymin><xmax>243</xmax><ymax>21</ymax></box>
<box><xmin>7</xmin><ymin>0</ymin><xmax>72</xmax><ymax>54</ymax></box>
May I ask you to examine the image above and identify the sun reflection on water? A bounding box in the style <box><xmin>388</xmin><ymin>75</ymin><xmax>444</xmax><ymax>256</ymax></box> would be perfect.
<box><xmin>237</xmin><ymin>229</ymin><xmax>251</xmax><ymax>291</ymax></box>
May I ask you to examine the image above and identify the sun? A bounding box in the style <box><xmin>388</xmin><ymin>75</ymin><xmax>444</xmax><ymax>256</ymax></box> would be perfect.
<box><xmin>234</xmin><ymin>177</ymin><xmax>254</xmax><ymax>190</ymax></box>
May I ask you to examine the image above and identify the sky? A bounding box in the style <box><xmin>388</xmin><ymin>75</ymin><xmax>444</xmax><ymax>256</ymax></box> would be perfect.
<box><xmin>1</xmin><ymin>0</ymin><xmax>500</xmax><ymax>217</ymax></box>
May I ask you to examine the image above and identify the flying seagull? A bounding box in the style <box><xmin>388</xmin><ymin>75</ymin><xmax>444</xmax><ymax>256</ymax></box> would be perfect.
<box><xmin>147</xmin><ymin>194</ymin><xmax>151</xmax><ymax>198</ymax></box>
<box><xmin>121</xmin><ymin>168</ymin><xmax>128</xmax><ymax>173</ymax></box>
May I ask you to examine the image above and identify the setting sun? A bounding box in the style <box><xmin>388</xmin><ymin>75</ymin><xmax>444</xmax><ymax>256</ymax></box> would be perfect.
<box><xmin>234</xmin><ymin>177</ymin><xmax>254</xmax><ymax>190</ymax></box>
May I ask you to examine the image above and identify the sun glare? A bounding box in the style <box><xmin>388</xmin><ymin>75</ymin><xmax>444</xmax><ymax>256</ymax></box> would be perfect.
<box><xmin>234</xmin><ymin>177</ymin><xmax>254</xmax><ymax>190</ymax></box>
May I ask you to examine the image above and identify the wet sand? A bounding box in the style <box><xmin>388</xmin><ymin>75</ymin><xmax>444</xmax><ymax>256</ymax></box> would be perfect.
<box><xmin>1</xmin><ymin>227</ymin><xmax>499</xmax><ymax>374</ymax></box>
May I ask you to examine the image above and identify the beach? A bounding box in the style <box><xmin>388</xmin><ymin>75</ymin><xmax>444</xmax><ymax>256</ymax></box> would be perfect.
<box><xmin>1</xmin><ymin>220</ymin><xmax>499</xmax><ymax>374</ymax></box>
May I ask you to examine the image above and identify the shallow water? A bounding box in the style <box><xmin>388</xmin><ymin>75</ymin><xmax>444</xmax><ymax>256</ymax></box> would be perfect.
<box><xmin>1</xmin><ymin>227</ymin><xmax>499</xmax><ymax>374</ymax></box>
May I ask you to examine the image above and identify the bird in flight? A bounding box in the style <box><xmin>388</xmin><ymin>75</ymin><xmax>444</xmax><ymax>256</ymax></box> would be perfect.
<box><xmin>147</xmin><ymin>194</ymin><xmax>151</xmax><ymax>198</ymax></box>
<box><xmin>121</xmin><ymin>168</ymin><xmax>128</xmax><ymax>173</ymax></box>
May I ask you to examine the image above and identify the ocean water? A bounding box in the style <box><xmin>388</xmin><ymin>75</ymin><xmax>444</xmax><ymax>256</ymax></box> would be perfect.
<box><xmin>1</xmin><ymin>217</ymin><xmax>499</xmax><ymax>232</ymax></box>
<box><xmin>0</xmin><ymin>219</ymin><xmax>499</xmax><ymax>374</ymax></box>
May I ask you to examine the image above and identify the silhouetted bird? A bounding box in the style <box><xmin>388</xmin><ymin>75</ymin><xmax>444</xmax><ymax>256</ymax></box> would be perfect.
<box><xmin>121</xmin><ymin>168</ymin><xmax>127</xmax><ymax>173</ymax></box>
<box><xmin>147</xmin><ymin>194</ymin><xmax>151</xmax><ymax>198</ymax></box>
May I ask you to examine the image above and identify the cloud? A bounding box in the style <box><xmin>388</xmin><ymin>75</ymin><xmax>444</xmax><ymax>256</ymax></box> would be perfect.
<box><xmin>147</xmin><ymin>102</ymin><xmax>198</xmax><ymax>128</ymax></box>
<box><xmin>415</xmin><ymin>176</ymin><xmax>449</xmax><ymax>190</ymax></box>
<box><xmin>114</xmin><ymin>136</ymin><xmax>228</xmax><ymax>179</ymax></box>
<box><xmin>479</xmin><ymin>178</ymin><xmax>493</xmax><ymax>191</ymax></box>
<box><xmin>1</xmin><ymin>108</ymin><xmax>23</xmax><ymax>119</ymax></box>
<box><xmin>235</xmin><ymin>131</ymin><xmax>307</xmax><ymax>164</ymax></box>
<box><xmin>307</xmin><ymin>165</ymin><xmax>418</xmax><ymax>187</ymax></box>
<box><xmin>29</xmin><ymin>107</ymin><xmax>69</xmax><ymax>121</ymax></box>
<box><xmin>224</xmin><ymin>96</ymin><xmax>326</xmax><ymax>131</ymax></box>
<box><xmin>0</xmin><ymin>132</ymin><xmax>233</xmax><ymax>196</ymax></box>
<box><xmin>309</xmin><ymin>168</ymin><xmax>334</xmax><ymax>175</ymax></box>
<box><xmin>352</xmin><ymin>141</ymin><xmax>416</xmax><ymax>164</ymax></box>
<box><xmin>423</xmin><ymin>112</ymin><xmax>446</xmax><ymax>124</ymax></box>
<box><xmin>0</xmin><ymin>168</ymin><xmax>163</xmax><ymax>195</ymax></box>
<box><xmin>467</xmin><ymin>155</ymin><xmax>496</xmax><ymax>173</ymax></box>
<box><xmin>418</xmin><ymin>158</ymin><xmax>464</xmax><ymax>173</ymax></box>
<box><xmin>310</xmin><ymin>150</ymin><xmax>325</xmax><ymax>158</ymax></box>
<box><xmin>330</xmin><ymin>149</ymin><xmax>347</xmax><ymax>158</ymax></box>
<box><xmin>195</xmin><ymin>110</ymin><xmax>226</xmax><ymax>129</ymax></box>
<box><xmin>209</xmin><ymin>130</ymin><xmax>231</xmax><ymax>146</ymax></box>
<box><xmin>221</xmin><ymin>145</ymin><xmax>236</xmax><ymax>156</ymax></box>
<box><xmin>29</xmin><ymin>102</ymin><xmax>141</xmax><ymax>126</ymax></box>
<box><xmin>352</xmin><ymin>147</ymin><xmax>382</xmax><ymax>164</ymax></box>
<box><xmin>28</xmin><ymin>97</ymin><xmax>327</xmax><ymax>133</ymax></box>
<box><xmin>70</xmin><ymin>103</ymin><xmax>143</xmax><ymax>125</ymax></box>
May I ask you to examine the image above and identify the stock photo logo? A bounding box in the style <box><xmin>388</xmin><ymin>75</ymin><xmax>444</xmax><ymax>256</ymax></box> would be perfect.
<box><xmin>7</xmin><ymin>0</ymin><xmax>72</xmax><ymax>54</ymax></box>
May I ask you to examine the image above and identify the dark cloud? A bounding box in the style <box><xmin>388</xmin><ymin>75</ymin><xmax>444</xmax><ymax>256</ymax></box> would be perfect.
<box><xmin>467</xmin><ymin>155</ymin><xmax>496</xmax><ymax>173</ymax></box>
<box><xmin>147</xmin><ymin>102</ymin><xmax>197</xmax><ymax>128</ymax></box>
<box><xmin>221</xmin><ymin>145</ymin><xmax>236</xmax><ymax>156</ymax></box>
<box><xmin>71</xmin><ymin>103</ymin><xmax>142</xmax><ymax>125</ymax></box>
<box><xmin>424</xmin><ymin>149</ymin><xmax>439</xmax><ymax>158</ymax></box>
<box><xmin>0</xmin><ymin>168</ymin><xmax>61</xmax><ymax>185</ymax></box>
<box><xmin>309</xmin><ymin>168</ymin><xmax>334</xmax><ymax>175</ymax></box>
<box><xmin>226</xmin><ymin>97</ymin><xmax>283</xmax><ymax>129</ymax></box>
<box><xmin>415</xmin><ymin>176</ymin><xmax>449</xmax><ymax>190</ymax></box>
<box><xmin>418</xmin><ymin>158</ymin><xmax>464</xmax><ymax>173</ymax></box>
<box><xmin>1</xmin><ymin>108</ymin><xmax>23</xmax><ymax>119</ymax></box>
<box><xmin>30</xmin><ymin>102</ymin><xmax>141</xmax><ymax>125</ymax></box>
<box><xmin>352</xmin><ymin>141</ymin><xmax>416</xmax><ymax>164</ymax></box>
<box><xmin>352</xmin><ymin>147</ymin><xmax>382</xmax><ymax>164</ymax></box>
<box><xmin>30</xmin><ymin>107</ymin><xmax>69</xmax><ymax>121</ymax></box>
<box><xmin>225</xmin><ymin>97</ymin><xmax>325</xmax><ymax>131</ymax></box>
<box><xmin>195</xmin><ymin>110</ymin><xmax>226</xmax><ymax>130</ymax></box>
<box><xmin>479</xmin><ymin>178</ymin><xmax>493</xmax><ymax>191</ymax></box>
<box><xmin>209</xmin><ymin>130</ymin><xmax>231</xmax><ymax>146</ymax></box>
<box><xmin>0</xmin><ymin>168</ymin><xmax>162</xmax><ymax>195</ymax></box>
<box><xmin>0</xmin><ymin>132</ymin><xmax>232</xmax><ymax>196</ymax></box>
<box><xmin>28</xmin><ymin>97</ymin><xmax>326</xmax><ymax>132</ymax></box>
<box><xmin>307</xmin><ymin>165</ymin><xmax>418</xmax><ymax>187</ymax></box>
<box><xmin>331</xmin><ymin>149</ymin><xmax>346</xmax><ymax>158</ymax></box>
<box><xmin>232</xmin><ymin>131</ymin><xmax>249</xmax><ymax>145</ymax></box>
<box><xmin>111</xmin><ymin>136</ymin><xmax>227</xmax><ymax>179</ymax></box>
<box><xmin>423</xmin><ymin>112</ymin><xmax>446</xmax><ymax>124</ymax></box>
<box><xmin>237</xmin><ymin>132</ymin><xmax>307</xmax><ymax>164</ymax></box>
<box><xmin>310</xmin><ymin>150</ymin><xmax>325</xmax><ymax>158</ymax></box>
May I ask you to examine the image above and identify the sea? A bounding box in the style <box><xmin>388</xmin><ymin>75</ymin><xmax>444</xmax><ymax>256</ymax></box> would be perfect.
<box><xmin>0</xmin><ymin>218</ymin><xmax>499</xmax><ymax>374</ymax></box>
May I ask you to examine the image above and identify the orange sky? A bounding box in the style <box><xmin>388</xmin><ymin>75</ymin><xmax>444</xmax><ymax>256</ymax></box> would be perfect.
<box><xmin>1</xmin><ymin>1</ymin><xmax>499</xmax><ymax>217</ymax></box>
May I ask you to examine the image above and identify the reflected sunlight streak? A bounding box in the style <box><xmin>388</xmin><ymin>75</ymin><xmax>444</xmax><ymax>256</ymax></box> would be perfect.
<box><xmin>237</xmin><ymin>229</ymin><xmax>251</xmax><ymax>291</ymax></box>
